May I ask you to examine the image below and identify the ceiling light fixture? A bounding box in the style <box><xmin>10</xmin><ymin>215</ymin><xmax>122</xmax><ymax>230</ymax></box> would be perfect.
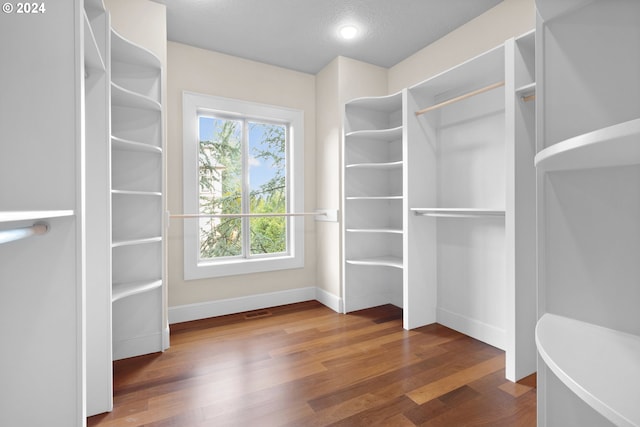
<box><xmin>339</xmin><ymin>25</ymin><xmax>358</xmax><ymax>40</ymax></box>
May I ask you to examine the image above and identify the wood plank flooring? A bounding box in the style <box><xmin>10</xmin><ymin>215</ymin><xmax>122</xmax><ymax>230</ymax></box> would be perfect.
<box><xmin>88</xmin><ymin>301</ymin><xmax>536</xmax><ymax>426</ymax></box>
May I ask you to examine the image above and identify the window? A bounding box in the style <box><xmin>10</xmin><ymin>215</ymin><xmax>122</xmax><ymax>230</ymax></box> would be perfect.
<box><xmin>183</xmin><ymin>92</ymin><xmax>304</xmax><ymax>279</ymax></box>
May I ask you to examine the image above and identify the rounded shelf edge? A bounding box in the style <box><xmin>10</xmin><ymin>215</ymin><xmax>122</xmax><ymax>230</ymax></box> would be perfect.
<box><xmin>536</xmin><ymin>313</ymin><xmax>640</xmax><ymax>427</ymax></box>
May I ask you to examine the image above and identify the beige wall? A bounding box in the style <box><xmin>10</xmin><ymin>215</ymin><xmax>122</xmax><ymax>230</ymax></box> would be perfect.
<box><xmin>388</xmin><ymin>0</ymin><xmax>535</xmax><ymax>93</ymax></box>
<box><xmin>105</xmin><ymin>0</ymin><xmax>535</xmax><ymax>312</ymax></box>
<box><xmin>315</xmin><ymin>57</ymin><xmax>387</xmax><ymax>304</ymax></box>
<box><xmin>166</xmin><ymin>42</ymin><xmax>317</xmax><ymax>307</ymax></box>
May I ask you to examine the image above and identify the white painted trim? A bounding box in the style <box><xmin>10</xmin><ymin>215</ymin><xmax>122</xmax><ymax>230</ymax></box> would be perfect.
<box><xmin>181</xmin><ymin>91</ymin><xmax>305</xmax><ymax>280</ymax></box>
<box><xmin>437</xmin><ymin>307</ymin><xmax>506</xmax><ymax>350</ymax></box>
<box><xmin>168</xmin><ymin>287</ymin><xmax>317</xmax><ymax>324</ymax></box>
<box><xmin>315</xmin><ymin>287</ymin><xmax>342</xmax><ymax>313</ymax></box>
<box><xmin>113</xmin><ymin>332</ymin><xmax>164</xmax><ymax>361</ymax></box>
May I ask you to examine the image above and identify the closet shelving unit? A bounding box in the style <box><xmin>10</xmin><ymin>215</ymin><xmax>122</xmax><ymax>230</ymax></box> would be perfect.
<box><xmin>343</xmin><ymin>92</ymin><xmax>405</xmax><ymax>313</ymax></box>
<box><xmin>0</xmin><ymin>0</ymin><xmax>102</xmax><ymax>423</ymax></box>
<box><xmin>110</xmin><ymin>29</ymin><xmax>166</xmax><ymax>361</ymax></box>
<box><xmin>404</xmin><ymin>31</ymin><xmax>536</xmax><ymax>380</ymax></box>
<box><xmin>535</xmin><ymin>0</ymin><xmax>640</xmax><ymax>425</ymax></box>
<box><xmin>84</xmin><ymin>0</ymin><xmax>114</xmax><ymax>417</ymax></box>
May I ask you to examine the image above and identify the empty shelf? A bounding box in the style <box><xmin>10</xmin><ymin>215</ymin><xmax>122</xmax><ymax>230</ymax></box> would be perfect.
<box><xmin>411</xmin><ymin>208</ymin><xmax>505</xmax><ymax>218</ymax></box>
<box><xmin>347</xmin><ymin>195</ymin><xmax>403</xmax><ymax>200</ymax></box>
<box><xmin>345</xmin><ymin>126</ymin><xmax>403</xmax><ymax>141</ymax></box>
<box><xmin>0</xmin><ymin>210</ymin><xmax>74</xmax><ymax>223</ymax></box>
<box><xmin>346</xmin><ymin>160</ymin><xmax>403</xmax><ymax>169</ymax></box>
<box><xmin>112</xmin><ymin>189</ymin><xmax>162</xmax><ymax>197</ymax></box>
<box><xmin>536</xmin><ymin>314</ymin><xmax>640</xmax><ymax>427</ymax></box>
<box><xmin>346</xmin><ymin>227</ymin><xmax>402</xmax><ymax>234</ymax></box>
<box><xmin>112</xmin><ymin>279</ymin><xmax>162</xmax><ymax>302</ymax></box>
<box><xmin>111</xmin><ymin>82</ymin><xmax>161</xmax><ymax>112</ymax></box>
<box><xmin>112</xmin><ymin>236</ymin><xmax>162</xmax><ymax>248</ymax></box>
<box><xmin>346</xmin><ymin>256</ymin><xmax>403</xmax><ymax>269</ymax></box>
<box><xmin>112</xmin><ymin>136</ymin><xmax>162</xmax><ymax>154</ymax></box>
<box><xmin>535</xmin><ymin>117</ymin><xmax>640</xmax><ymax>172</ymax></box>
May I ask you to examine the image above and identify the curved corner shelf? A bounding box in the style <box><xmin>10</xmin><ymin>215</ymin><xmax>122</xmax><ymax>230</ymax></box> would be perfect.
<box><xmin>346</xmin><ymin>91</ymin><xmax>403</xmax><ymax>113</ymax></box>
<box><xmin>112</xmin><ymin>279</ymin><xmax>162</xmax><ymax>302</ymax></box>
<box><xmin>84</xmin><ymin>0</ymin><xmax>106</xmax><ymax>15</ymax></box>
<box><xmin>347</xmin><ymin>195</ymin><xmax>403</xmax><ymax>201</ymax></box>
<box><xmin>411</xmin><ymin>208</ymin><xmax>505</xmax><ymax>218</ymax></box>
<box><xmin>111</xmin><ymin>29</ymin><xmax>161</xmax><ymax>70</ymax></box>
<box><xmin>346</xmin><ymin>227</ymin><xmax>402</xmax><ymax>234</ymax></box>
<box><xmin>536</xmin><ymin>314</ymin><xmax>640</xmax><ymax>427</ymax></box>
<box><xmin>346</xmin><ymin>256</ymin><xmax>403</xmax><ymax>269</ymax></box>
<box><xmin>346</xmin><ymin>160</ymin><xmax>403</xmax><ymax>170</ymax></box>
<box><xmin>0</xmin><ymin>210</ymin><xmax>75</xmax><ymax>223</ymax></box>
<box><xmin>535</xmin><ymin>117</ymin><xmax>640</xmax><ymax>172</ymax></box>
<box><xmin>112</xmin><ymin>236</ymin><xmax>162</xmax><ymax>248</ymax></box>
<box><xmin>111</xmin><ymin>83</ymin><xmax>161</xmax><ymax>112</ymax></box>
<box><xmin>345</xmin><ymin>126</ymin><xmax>403</xmax><ymax>142</ymax></box>
<box><xmin>112</xmin><ymin>189</ymin><xmax>162</xmax><ymax>197</ymax></box>
<box><xmin>111</xmin><ymin>136</ymin><xmax>162</xmax><ymax>154</ymax></box>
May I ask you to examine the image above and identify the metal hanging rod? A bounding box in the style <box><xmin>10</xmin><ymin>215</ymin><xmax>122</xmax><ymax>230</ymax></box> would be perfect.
<box><xmin>0</xmin><ymin>222</ymin><xmax>49</xmax><ymax>245</ymax></box>
<box><xmin>170</xmin><ymin>212</ymin><xmax>326</xmax><ymax>219</ymax></box>
<box><xmin>415</xmin><ymin>81</ymin><xmax>505</xmax><ymax>116</ymax></box>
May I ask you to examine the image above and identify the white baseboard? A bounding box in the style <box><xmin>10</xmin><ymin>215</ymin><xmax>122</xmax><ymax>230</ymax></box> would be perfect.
<box><xmin>315</xmin><ymin>287</ymin><xmax>343</xmax><ymax>313</ymax></box>
<box><xmin>436</xmin><ymin>307</ymin><xmax>506</xmax><ymax>350</ymax></box>
<box><xmin>113</xmin><ymin>332</ymin><xmax>164</xmax><ymax>361</ymax></box>
<box><xmin>168</xmin><ymin>286</ymin><xmax>334</xmax><ymax>324</ymax></box>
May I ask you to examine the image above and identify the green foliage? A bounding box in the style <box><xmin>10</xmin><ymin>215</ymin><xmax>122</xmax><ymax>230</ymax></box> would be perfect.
<box><xmin>198</xmin><ymin>118</ymin><xmax>287</xmax><ymax>259</ymax></box>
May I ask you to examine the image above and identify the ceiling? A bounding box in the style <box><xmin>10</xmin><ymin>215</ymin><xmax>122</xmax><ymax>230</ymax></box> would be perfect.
<box><xmin>151</xmin><ymin>0</ymin><xmax>503</xmax><ymax>74</ymax></box>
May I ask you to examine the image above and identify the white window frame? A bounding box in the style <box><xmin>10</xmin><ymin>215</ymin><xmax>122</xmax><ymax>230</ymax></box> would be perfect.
<box><xmin>182</xmin><ymin>92</ymin><xmax>304</xmax><ymax>279</ymax></box>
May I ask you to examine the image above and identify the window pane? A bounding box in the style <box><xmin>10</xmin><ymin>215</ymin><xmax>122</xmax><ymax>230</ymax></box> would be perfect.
<box><xmin>248</xmin><ymin>121</ymin><xmax>287</xmax><ymax>255</ymax></box>
<box><xmin>198</xmin><ymin>116</ymin><xmax>242</xmax><ymax>259</ymax></box>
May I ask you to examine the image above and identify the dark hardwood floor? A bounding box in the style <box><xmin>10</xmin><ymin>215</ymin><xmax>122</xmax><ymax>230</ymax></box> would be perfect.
<box><xmin>88</xmin><ymin>301</ymin><xmax>536</xmax><ymax>426</ymax></box>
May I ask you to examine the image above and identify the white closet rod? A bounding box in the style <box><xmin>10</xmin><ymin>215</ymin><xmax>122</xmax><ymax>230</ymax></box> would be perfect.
<box><xmin>170</xmin><ymin>212</ymin><xmax>325</xmax><ymax>219</ymax></box>
<box><xmin>415</xmin><ymin>81</ymin><xmax>505</xmax><ymax>116</ymax></box>
<box><xmin>0</xmin><ymin>222</ymin><xmax>49</xmax><ymax>245</ymax></box>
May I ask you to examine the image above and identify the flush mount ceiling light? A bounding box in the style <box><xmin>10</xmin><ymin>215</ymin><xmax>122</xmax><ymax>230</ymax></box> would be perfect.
<box><xmin>339</xmin><ymin>25</ymin><xmax>359</xmax><ymax>40</ymax></box>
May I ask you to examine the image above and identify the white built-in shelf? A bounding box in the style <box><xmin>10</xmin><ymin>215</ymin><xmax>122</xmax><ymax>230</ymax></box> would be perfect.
<box><xmin>84</xmin><ymin>0</ymin><xmax>106</xmax><ymax>13</ymax></box>
<box><xmin>83</xmin><ymin>11</ymin><xmax>105</xmax><ymax>73</ymax></box>
<box><xmin>346</xmin><ymin>161</ymin><xmax>403</xmax><ymax>169</ymax></box>
<box><xmin>111</xmin><ymin>136</ymin><xmax>162</xmax><ymax>154</ymax></box>
<box><xmin>411</xmin><ymin>208</ymin><xmax>505</xmax><ymax>218</ymax></box>
<box><xmin>346</xmin><ymin>227</ymin><xmax>403</xmax><ymax>234</ymax></box>
<box><xmin>346</xmin><ymin>195</ymin><xmax>403</xmax><ymax>201</ymax></box>
<box><xmin>515</xmin><ymin>82</ymin><xmax>536</xmax><ymax>95</ymax></box>
<box><xmin>409</xmin><ymin>44</ymin><xmax>504</xmax><ymax>101</ymax></box>
<box><xmin>0</xmin><ymin>210</ymin><xmax>75</xmax><ymax>223</ymax></box>
<box><xmin>346</xmin><ymin>256</ymin><xmax>403</xmax><ymax>269</ymax></box>
<box><xmin>111</xmin><ymin>30</ymin><xmax>160</xmax><ymax>69</ymax></box>
<box><xmin>345</xmin><ymin>126</ymin><xmax>403</xmax><ymax>141</ymax></box>
<box><xmin>112</xmin><ymin>236</ymin><xmax>162</xmax><ymax>248</ymax></box>
<box><xmin>112</xmin><ymin>279</ymin><xmax>162</xmax><ymax>302</ymax></box>
<box><xmin>535</xmin><ymin>117</ymin><xmax>640</xmax><ymax>172</ymax></box>
<box><xmin>346</xmin><ymin>93</ymin><xmax>402</xmax><ymax>113</ymax></box>
<box><xmin>111</xmin><ymin>83</ymin><xmax>161</xmax><ymax>112</ymax></box>
<box><xmin>536</xmin><ymin>314</ymin><xmax>640</xmax><ymax>427</ymax></box>
<box><xmin>112</xmin><ymin>190</ymin><xmax>162</xmax><ymax>197</ymax></box>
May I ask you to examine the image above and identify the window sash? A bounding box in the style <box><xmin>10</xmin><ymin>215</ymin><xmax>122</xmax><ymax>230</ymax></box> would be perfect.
<box><xmin>183</xmin><ymin>91</ymin><xmax>304</xmax><ymax>280</ymax></box>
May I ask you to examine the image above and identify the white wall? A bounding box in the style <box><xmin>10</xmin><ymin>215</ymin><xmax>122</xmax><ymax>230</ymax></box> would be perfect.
<box><xmin>166</xmin><ymin>42</ymin><xmax>317</xmax><ymax>310</ymax></box>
